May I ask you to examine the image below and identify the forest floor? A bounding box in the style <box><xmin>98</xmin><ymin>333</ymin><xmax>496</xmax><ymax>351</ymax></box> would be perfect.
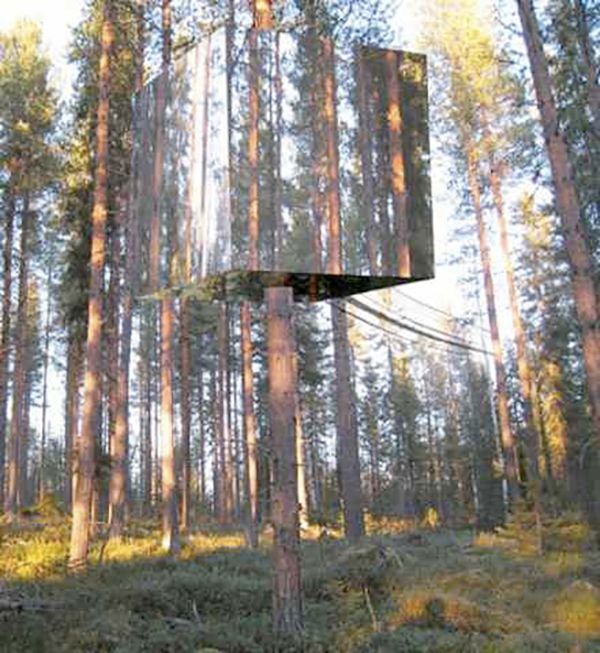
<box><xmin>1</xmin><ymin>506</ymin><xmax>599</xmax><ymax>652</ymax></box>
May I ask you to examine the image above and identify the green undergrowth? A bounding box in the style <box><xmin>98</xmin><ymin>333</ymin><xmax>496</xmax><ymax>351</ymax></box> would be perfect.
<box><xmin>0</xmin><ymin>514</ymin><xmax>599</xmax><ymax>652</ymax></box>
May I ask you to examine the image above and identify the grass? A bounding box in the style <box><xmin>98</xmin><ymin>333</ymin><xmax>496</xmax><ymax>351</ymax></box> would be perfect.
<box><xmin>0</xmin><ymin>512</ymin><xmax>599</xmax><ymax>652</ymax></box>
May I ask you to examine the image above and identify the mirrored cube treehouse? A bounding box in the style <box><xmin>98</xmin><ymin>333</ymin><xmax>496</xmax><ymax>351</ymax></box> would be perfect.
<box><xmin>132</xmin><ymin>28</ymin><xmax>433</xmax><ymax>302</ymax></box>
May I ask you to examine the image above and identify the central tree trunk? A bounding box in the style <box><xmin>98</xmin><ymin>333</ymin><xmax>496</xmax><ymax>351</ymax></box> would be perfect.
<box><xmin>267</xmin><ymin>286</ymin><xmax>303</xmax><ymax>638</ymax></box>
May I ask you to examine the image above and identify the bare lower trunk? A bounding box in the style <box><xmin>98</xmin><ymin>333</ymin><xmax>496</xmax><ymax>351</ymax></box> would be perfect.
<box><xmin>295</xmin><ymin>398</ymin><xmax>308</xmax><ymax>530</ymax></box>
<box><xmin>241</xmin><ymin>301</ymin><xmax>259</xmax><ymax>546</ymax></box>
<box><xmin>267</xmin><ymin>286</ymin><xmax>303</xmax><ymax>638</ymax></box>
<box><xmin>160</xmin><ymin>295</ymin><xmax>180</xmax><ymax>553</ymax></box>
<box><xmin>69</xmin><ymin>1</ymin><xmax>113</xmax><ymax>570</ymax></box>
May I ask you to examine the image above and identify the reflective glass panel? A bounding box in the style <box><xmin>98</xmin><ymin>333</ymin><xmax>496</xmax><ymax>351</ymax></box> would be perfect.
<box><xmin>132</xmin><ymin>28</ymin><xmax>433</xmax><ymax>302</ymax></box>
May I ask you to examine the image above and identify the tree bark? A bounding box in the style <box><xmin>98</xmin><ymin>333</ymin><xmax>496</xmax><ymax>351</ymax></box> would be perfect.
<box><xmin>65</xmin><ymin>333</ymin><xmax>83</xmax><ymax>511</ymax></box>
<box><xmin>38</xmin><ymin>259</ymin><xmax>52</xmax><ymax>501</ymax></box>
<box><xmin>489</xmin><ymin>160</ymin><xmax>542</xmax><ymax>546</ymax></box>
<box><xmin>253</xmin><ymin>0</ymin><xmax>274</xmax><ymax>29</ymax></box>
<box><xmin>217</xmin><ymin>303</ymin><xmax>234</xmax><ymax>522</ymax></box>
<box><xmin>0</xmin><ymin>190</ymin><xmax>15</xmax><ymax>507</ymax></box>
<box><xmin>153</xmin><ymin>0</ymin><xmax>180</xmax><ymax>554</ymax></box>
<box><xmin>69</xmin><ymin>0</ymin><xmax>113</xmax><ymax>571</ymax></box>
<box><xmin>572</xmin><ymin>0</ymin><xmax>600</xmax><ymax>133</ymax></box>
<box><xmin>357</xmin><ymin>48</ymin><xmax>377</xmax><ymax>275</ymax></box>
<box><xmin>241</xmin><ymin>301</ymin><xmax>259</xmax><ymax>545</ymax></box>
<box><xmin>108</xmin><ymin>0</ymin><xmax>144</xmax><ymax>537</ymax></box>
<box><xmin>517</xmin><ymin>0</ymin><xmax>600</xmax><ymax>440</ymax></box>
<box><xmin>106</xmin><ymin>199</ymin><xmax>121</xmax><ymax>532</ymax></box>
<box><xmin>384</xmin><ymin>50</ymin><xmax>410</xmax><ymax>277</ymax></box>
<box><xmin>466</xmin><ymin>145</ymin><xmax>520</xmax><ymax>502</ymax></box>
<box><xmin>295</xmin><ymin>394</ymin><xmax>308</xmax><ymax>530</ymax></box>
<box><xmin>267</xmin><ymin>286</ymin><xmax>303</xmax><ymax>638</ymax></box>
<box><xmin>323</xmin><ymin>35</ymin><xmax>365</xmax><ymax>541</ymax></box>
<box><xmin>5</xmin><ymin>197</ymin><xmax>31</xmax><ymax>518</ymax></box>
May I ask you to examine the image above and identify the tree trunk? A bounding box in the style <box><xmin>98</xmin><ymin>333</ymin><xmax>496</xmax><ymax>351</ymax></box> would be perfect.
<box><xmin>384</xmin><ymin>50</ymin><xmax>410</xmax><ymax>277</ymax></box>
<box><xmin>6</xmin><ymin>197</ymin><xmax>31</xmax><ymax>517</ymax></box>
<box><xmin>323</xmin><ymin>35</ymin><xmax>364</xmax><ymax>541</ymax></box>
<box><xmin>38</xmin><ymin>260</ymin><xmax>52</xmax><ymax>501</ymax></box>
<box><xmin>106</xmin><ymin>199</ymin><xmax>121</xmax><ymax>533</ymax></box>
<box><xmin>489</xmin><ymin>160</ymin><xmax>542</xmax><ymax>547</ymax></box>
<box><xmin>160</xmin><ymin>293</ymin><xmax>180</xmax><ymax>553</ymax></box>
<box><xmin>241</xmin><ymin>302</ymin><xmax>259</xmax><ymax>545</ymax></box>
<box><xmin>295</xmin><ymin>397</ymin><xmax>308</xmax><ymax>530</ymax></box>
<box><xmin>69</xmin><ymin>0</ymin><xmax>113</xmax><ymax>572</ymax></box>
<box><xmin>466</xmin><ymin>145</ymin><xmax>520</xmax><ymax>502</ymax></box>
<box><xmin>65</xmin><ymin>334</ymin><xmax>83</xmax><ymax>511</ymax></box>
<box><xmin>196</xmin><ymin>366</ymin><xmax>206</xmax><ymax>508</ymax></box>
<box><xmin>0</xmin><ymin>190</ymin><xmax>15</xmax><ymax>507</ymax></box>
<box><xmin>217</xmin><ymin>303</ymin><xmax>234</xmax><ymax>522</ymax></box>
<box><xmin>153</xmin><ymin>0</ymin><xmax>180</xmax><ymax>555</ymax></box>
<box><xmin>517</xmin><ymin>0</ymin><xmax>600</xmax><ymax>441</ymax></box>
<box><xmin>267</xmin><ymin>286</ymin><xmax>303</xmax><ymax>638</ymax></box>
<box><xmin>253</xmin><ymin>0</ymin><xmax>274</xmax><ymax>29</ymax></box>
<box><xmin>108</xmin><ymin>0</ymin><xmax>144</xmax><ymax>537</ymax></box>
<box><xmin>572</xmin><ymin>0</ymin><xmax>600</xmax><ymax>133</ymax></box>
<box><xmin>179</xmin><ymin>296</ymin><xmax>191</xmax><ymax>530</ymax></box>
<box><xmin>357</xmin><ymin>48</ymin><xmax>377</xmax><ymax>275</ymax></box>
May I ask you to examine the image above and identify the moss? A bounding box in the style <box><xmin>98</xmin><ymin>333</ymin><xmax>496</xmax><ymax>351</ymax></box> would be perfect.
<box><xmin>1</xmin><ymin>516</ymin><xmax>599</xmax><ymax>652</ymax></box>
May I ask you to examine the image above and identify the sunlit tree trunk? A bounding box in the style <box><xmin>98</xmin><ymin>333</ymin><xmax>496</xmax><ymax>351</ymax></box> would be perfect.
<box><xmin>357</xmin><ymin>48</ymin><xmax>377</xmax><ymax>275</ymax></box>
<box><xmin>0</xmin><ymin>189</ymin><xmax>15</xmax><ymax>507</ymax></box>
<box><xmin>108</xmin><ymin>0</ymin><xmax>145</xmax><ymax>536</ymax></box>
<box><xmin>6</xmin><ymin>197</ymin><xmax>31</xmax><ymax>518</ymax></box>
<box><xmin>384</xmin><ymin>50</ymin><xmax>410</xmax><ymax>276</ymax></box>
<box><xmin>150</xmin><ymin>0</ymin><xmax>180</xmax><ymax>554</ymax></box>
<box><xmin>69</xmin><ymin>0</ymin><xmax>113</xmax><ymax>571</ymax></box>
<box><xmin>465</xmin><ymin>145</ymin><xmax>520</xmax><ymax>503</ymax></box>
<box><xmin>323</xmin><ymin>35</ymin><xmax>365</xmax><ymax>541</ymax></box>
<box><xmin>178</xmin><ymin>0</ymin><xmax>196</xmax><ymax>531</ymax></box>
<box><xmin>517</xmin><ymin>0</ymin><xmax>600</xmax><ymax>442</ymax></box>
<box><xmin>374</xmin><ymin>81</ymin><xmax>392</xmax><ymax>274</ymax></box>
<box><xmin>241</xmin><ymin>302</ymin><xmax>259</xmax><ymax>543</ymax></box>
<box><xmin>488</xmin><ymin>160</ymin><xmax>542</xmax><ymax>546</ymax></box>
<box><xmin>295</xmin><ymin>396</ymin><xmax>308</xmax><ymax>530</ymax></box>
<box><xmin>240</xmin><ymin>16</ymin><xmax>261</xmax><ymax>545</ymax></box>
<box><xmin>267</xmin><ymin>286</ymin><xmax>303</xmax><ymax>637</ymax></box>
